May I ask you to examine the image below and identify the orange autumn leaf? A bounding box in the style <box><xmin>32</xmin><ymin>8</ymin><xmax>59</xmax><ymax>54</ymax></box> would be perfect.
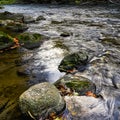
<box><xmin>86</xmin><ymin>91</ymin><xmax>96</xmax><ymax>98</ymax></box>
<box><xmin>13</xmin><ymin>38</ymin><xmax>19</xmax><ymax>46</ymax></box>
<box><xmin>10</xmin><ymin>38</ymin><xmax>20</xmax><ymax>49</ymax></box>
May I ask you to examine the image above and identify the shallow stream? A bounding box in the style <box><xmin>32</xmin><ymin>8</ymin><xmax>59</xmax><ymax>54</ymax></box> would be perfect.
<box><xmin>0</xmin><ymin>4</ymin><xmax>120</xmax><ymax>120</ymax></box>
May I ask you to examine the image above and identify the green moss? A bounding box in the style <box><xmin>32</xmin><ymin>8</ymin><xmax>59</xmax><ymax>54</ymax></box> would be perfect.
<box><xmin>58</xmin><ymin>51</ymin><xmax>88</xmax><ymax>72</ymax></box>
<box><xmin>17</xmin><ymin>33</ymin><xmax>42</xmax><ymax>43</ymax></box>
<box><xmin>0</xmin><ymin>27</ymin><xmax>19</xmax><ymax>37</ymax></box>
<box><xmin>54</xmin><ymin>40</ymin><xmax>69</xmax><ymax>51</ymax></box>
<box><xmin>0</xmin><ymin>31</ymin><xmax>13</xmax><ymax>48</ymax></box>
<box><xmin>0</xmin><ymin>31</ymin><xmax>13</xmax><ymax>40</ymax></box>
<box><xmin>66</xmin><ymin>80</ymin><xmax>90</xmax><ymax>90</ymax></box>
<box><xmin>17</xmin><ymin>32</ymin><xmax>45</xmax><ymax>49</ymax></box>
<box><xmin>0</xmin><ymin>0</ymin><xmax>16</xmax><ymax>4</ymax></box>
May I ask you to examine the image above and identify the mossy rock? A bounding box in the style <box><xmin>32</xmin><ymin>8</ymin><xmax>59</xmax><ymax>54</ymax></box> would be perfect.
<box><xmin>17</xmin><ymin>32</ymin><xmax>47</xmax><ymax>49</ymax></box>
<box><xmin>0</xmin><ymin>11</ymin><xmax>24</xmax><ymax>21</ymax></box>
<box><xmin>101</xmin><ymin>37</ymin><xmax>120</xmax><ymax>46</ymax></box>
<box><xmin>6</xmin><ymin>22</ymin><xmax>28</xmax><ymax>32</ymax></box>
<box><xmin>0</xmin><ymin>31</ymin><xmax>14</xmax><ymax>50</ymax></box>
<box><xmin>58</xmin><ymin>51</ymin><xmax>88</xmax><ymax>72</ymax></box>
<box><xmin>54</xmin><ymin>74</ymin><xmax>96</xmax><ymax>96</ymax></box>
<box><xmin>19</xmin><ymin>82</ymin><xmax>65</xmax><ymax>119</ymax></box>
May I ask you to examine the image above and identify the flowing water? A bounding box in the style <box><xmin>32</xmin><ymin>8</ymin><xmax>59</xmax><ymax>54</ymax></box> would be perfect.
<box><xmin>0</xmin><ymin>4</ymin><xmax>120</xmax><ymax>120</ymax></box>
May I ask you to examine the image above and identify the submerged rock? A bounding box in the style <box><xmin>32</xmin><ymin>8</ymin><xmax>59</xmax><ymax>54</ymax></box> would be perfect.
<box><xmin>36</xmin><ymin>16</ymin><xmax>46</xmax><ymax>21</ymax></box>
<box><xmin>23</xmin><ymin>16</ymin><xmax>35</xmax><ymax>24</ymax></box>
<box><xmin>54</xmin><ymin>74</ymin><xmax>96</xmax><ymax>96</ymax></box>
<box><xmin>65</xmin><ymin>96</ymin><xmax>109</xmax><ymax>120</ymax></box>
<box><xmin>19</xmin><ymin>82</ymin><xmax>65</xmax><ymax>119</ymax></box>
<box><xmin>58</xmin><ymin>51</ymin><xmax>88</xmax><ymax>72</ymax></box>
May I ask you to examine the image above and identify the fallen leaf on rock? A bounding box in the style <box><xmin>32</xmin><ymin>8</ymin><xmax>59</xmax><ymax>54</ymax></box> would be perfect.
<box><xmin>86</xmin><ymin>91</ymin><xmax>96</xmax><ymax>98</ymax></box>
<box><xmin>57</xmin><ymin>84</ymin><xmax>73</xmax><ymax>96</ymax></box>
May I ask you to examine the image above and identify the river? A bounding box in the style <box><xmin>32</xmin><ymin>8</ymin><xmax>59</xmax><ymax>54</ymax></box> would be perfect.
<box><xmin>0</xmin><ymin>3</ymin><xmax>120</xmax><ymax>120</ymax></box>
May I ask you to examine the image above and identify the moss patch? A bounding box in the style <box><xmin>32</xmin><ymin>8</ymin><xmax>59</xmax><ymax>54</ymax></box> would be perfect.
<box><xmin>17</xmin><ymin>32</ymin><xmax>47</xmax><ymax>49</ymax></box>
<box><xmin>54</xmin><ymin>40</ymin><xmax>69</xmax><ymax>51</ymax></box>
<box><xmin>66</xmin><ymin>80</ymin><xmax>90</xmax><ymax>90</ymax></box>
<box><xmin>0</xmin><ymin>31</ymin><xmax>14</xmax><ymax>50</ymax></box>
<box><xmin>0</xmin><ymin>0</ymin><xmax>16</xmax><ymax>4</ymax></box>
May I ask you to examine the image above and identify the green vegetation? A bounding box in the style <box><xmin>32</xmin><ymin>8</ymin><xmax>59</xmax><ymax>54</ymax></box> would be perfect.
<box><xmin>0</xmin><ymin>0</ymin><xmax>16</xmax><ymax>4</ymax></box>
<box><xmin>66</xmin><ymin>80</ymin><xmax>90</xmax><ymax>90</ymax></box>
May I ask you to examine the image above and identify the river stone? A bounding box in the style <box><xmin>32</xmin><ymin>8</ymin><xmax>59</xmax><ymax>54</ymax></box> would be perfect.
<box><xmin>17</xmin><ymin>32</ymin><xmax>47</xmax><ymax>49</ymax></box>
<box><xmin>6</xmin><ymin>22</ymin><xmax>28</xmax><ymax>32</ymax></box>
<box><xmin>54</xmin><ymin>74</ymin><xmax>96</xmax><ymax>96</ymax></box>
<box><xmin>0</xmin><ymin>11</ymin><xmax>24</xmax><ymax>22</ymax></box>
<box><xmin>19</xmin><ymin>82</ymin><xmax>65</xmax><ymax>119</ymax></box>
<box><xmin>65</xmin><ymin>96</ymin><xmax>109</xmax><ymax>120</ymax></box>
<box><xmin>60</xmin><ymin>32</ymin><xmax>70</xmax><ymax>37</ymax></box>
<box><xmin>58</xmin><ymin>51</ymin><xmax>88</xmax><ymax>72</ymax></box>
<box><xmin>23</xmin><ymin>16</ymin><xmax>35</xmax><ymax>24</ymax></box>
<box><xmin>36</xmin><ymin>16</ymin><xmax>46</xmax><ymax>21</ymax></box>
<box><xmin>0</xmin><ymin>31</ymin><xmax>14</xmax><ymax>50</ymax></box>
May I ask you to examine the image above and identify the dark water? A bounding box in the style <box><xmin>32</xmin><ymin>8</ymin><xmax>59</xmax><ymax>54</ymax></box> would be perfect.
<box><xmin>0</xmin><ymin>4</ymin><xmax>120</xmax><ymax>120</ymax></box>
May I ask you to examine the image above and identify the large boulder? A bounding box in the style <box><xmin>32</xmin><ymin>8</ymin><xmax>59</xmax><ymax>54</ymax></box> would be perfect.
<box><xmin>0</xmin><ymin>11</ymin><xmax>24</xmax><ymax>22</ymax></box>
<box><xmin>19</xmin><ymin>82</ymin><xmax>65</xmax><ymax>119</ymax></box>
<box><xmin>58</xmin><ymin>51</ymin><xmax>88</xmax><ymax>72</ymax></box>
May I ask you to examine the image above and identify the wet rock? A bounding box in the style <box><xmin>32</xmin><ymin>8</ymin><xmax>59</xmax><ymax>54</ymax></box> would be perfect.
<box><xmin>17</xmin><ymin>32</ymin><xmax>47</xmax><ymax>49</ymax></box>
<box><xmin>54</xmin><ymin>74</ymin><xmax>96</xmax><ymax>96</ymax></box>
<box><xmin>6</xmin><ymin>22</ymin><xmax>28</xmax><ymax>32</ymax></box>
<box><xmin>19</xmin><ymin>82</ymin><xmax>65</xmax><ymax>119</ymax></box>
<box><xmin>0</xmin><ymin>31</ymin><xmax>14</xmax><ymax>51</ymax></box>
<box><xmin>23</xmin><ymin>16</ymin><xmax>35</xmax><ymax>24</ymax></box>
<box><xmin>51</xmin><ymin>20</ymin><xmax>64</xmax><ymax>24</ymax></box>
<box><xmin>36</xmin><ymin>16</ymin><xmax>46</xmax><ymax>21</ymax></box>
<box><xmin>17</xmin><ymin>66</ymin><xmax>29</xmax><ymax>76</ymax></box>
<box><xmin>58</xmin><ymin>51</ymin><xmax>88</xmax><ymax>72</ymax></box>
<box><xmin>60</xmin><ymin>32</ymin><xmax>70</xmax><ymax>37</ymax></box>
<box><xmin>0</xmin><ymin>11</ymin><xmax>24</xmax><ymax>22</ymax></box>
<box><xmin>54</xmin><ymin>40</ymin><xmax>69</xmax><ymax>51</ymax></box>
<box><xmin>65</xmin><ymin>96</ymin><xmax>109</xmax><ymax>120</ymax></box>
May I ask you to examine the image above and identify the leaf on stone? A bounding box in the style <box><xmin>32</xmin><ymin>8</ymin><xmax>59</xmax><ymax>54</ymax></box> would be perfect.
<box><xmin>56</xmin><ymin>84</ymin><xmax>73</xmax><ymax>96</ymax></box>
<box><xmin>85</xmin><ymin>91</ymin><xmax>96</xmax><ymax>98</ymax></box>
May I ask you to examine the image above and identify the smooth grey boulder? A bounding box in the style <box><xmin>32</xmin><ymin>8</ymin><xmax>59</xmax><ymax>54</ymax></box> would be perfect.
<box><xmin>19</xmin><ymin>82</ymin><xmax>65</xmax><ymax>119</ymax></box>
